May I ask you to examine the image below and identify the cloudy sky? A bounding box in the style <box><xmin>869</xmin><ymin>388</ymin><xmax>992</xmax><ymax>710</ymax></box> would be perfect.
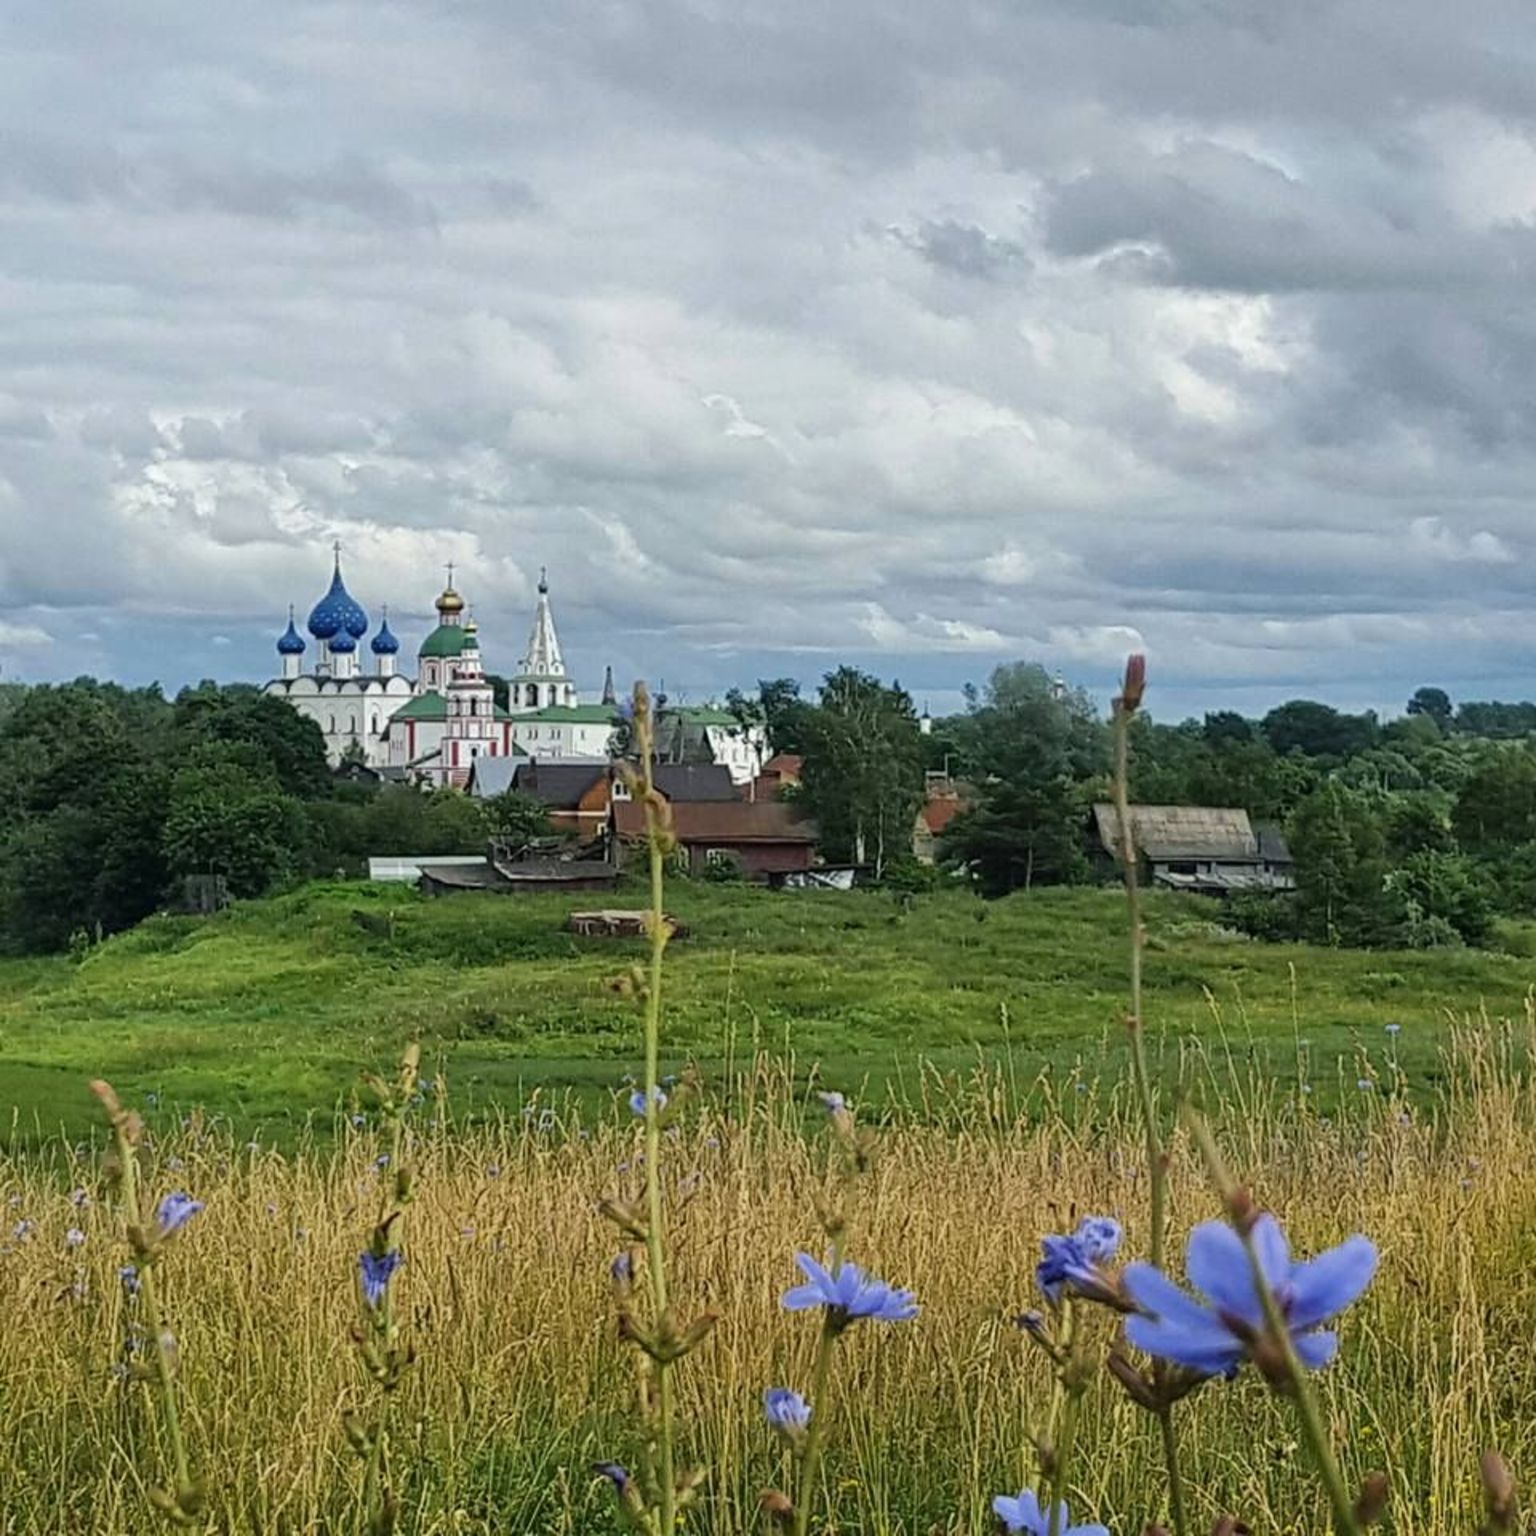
<box><xmin>1</xmin><ymin>1</ymin><xmax>1534</xmax><ymax>719</ymax></box>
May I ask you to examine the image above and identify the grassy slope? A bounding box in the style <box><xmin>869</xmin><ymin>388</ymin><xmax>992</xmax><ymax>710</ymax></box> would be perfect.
<box><xmin>0</xmin><ymin>878</ymin><xmax>1531</xmax><ymax>1137</ymax></box>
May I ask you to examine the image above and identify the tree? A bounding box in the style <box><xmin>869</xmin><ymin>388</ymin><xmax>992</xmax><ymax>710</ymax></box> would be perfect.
<box><xmin>754</xmin><ymin>678</ymin><xmax>810</xmax><ymax>755</ymax></box>
<box><xmin>172</xmin><ymin>684</ymin><xmax>330</xmax><ymax>798</ymax></box>
<box><xmin>162</xmin><ymin>747</ymin><xmax>309</xmax><ymax>898</ymax></box>
<box><xmin>797</xmin><ymin>668</ymin><xmax>924</xmax><ymax>876</ymax></box>
<box><xmin>1406</xmin><ymin>687</ymin><xmax>1453</xmax><ymax>728</ymax></box>
<box><xmin>940</xmin><ymin>662</ymin><xmax>1107</xmax><ymax>896</ymax></box>
<box><xmin>1261</xmin><ymin>700</ymin><xmax>1379</xmax><ymax>760</ymax></box>
<box><xmin>1286</xmin><ymin>782</ymin><xmax>1393</xmax><ymax>947</ymax></box>
<box><xmin>1452</xmin><ymin>751</ymin><xmax>1536</xmax><ymax>852</ymax></box>
<box><xmin>484</xmin><ymin>790</ymin><xmax>554</xmax><ymax>846</ymax></box>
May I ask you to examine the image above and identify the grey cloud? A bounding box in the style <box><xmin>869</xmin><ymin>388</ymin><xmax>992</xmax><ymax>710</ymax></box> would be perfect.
<box><xmin>886</xmin><ymin>219</ymin><xmax>1032</xmax><ymax>281</ymax></box>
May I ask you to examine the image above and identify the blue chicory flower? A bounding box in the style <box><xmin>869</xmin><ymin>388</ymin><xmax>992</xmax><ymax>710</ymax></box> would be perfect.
<box><xmin>155</xmin><ymin>1192</ymin><xmax>204</xmax><ymax>1237</ymax></box>
<box><xmin>762</xmin><ymin>1386</ymin><xmax>812</xmax><ymax>1433</ymax></box>
<box><xmin>817</xmin><ymin>1091</ymin><xmax>847</xmax><ymax>1112</ymax></box>
<box><xmin>1036</xmin><ymin>1215</ymin><xmax>1122</xmax><ymax>1303</ymax></box>
<box><xmin>629</xmin><ymin>1086</ymin><xmax>667</xmax><ymax>1117</ymax></box>
<box><xmin>359</xmin><ymin>1248</ymin><xmax>404</xmax><ymax>1308</ymax></box>
<box><xmin>593</xmin><ymin>1461</ymin><xmax>630</xmax><ymax>1490</ymax></box>
<box><xmin>992</xmin><ymin>1488</ymin><xmax>1108</xmax><ymax>1536</ymax></box>
<box><xmin>65</xmin><ymin>1227</ymin><xmax>87</xmax><ymax>1248</ymax></box>
<box><xmin>1385</xmin><ymin>1022</ymin><xmax>1402</xmax><ymax>1037</ymax></box>
<box><xmin>119</xmin><ymin>1264</ymin><xmax>141</xmax><ymax>1296</ymax></box>
<box><xmin>12</xmin><ymin>1219</ymin><xmax>34</xmax><ymax>1242</ymax></box>
<box><xmin>781</xmin><ymin>1252</ymin><xmax>918</xmax><ymax>1325</ymax></box>
<box><xmin>1122</xmin><ymin>1214</ymin><xmax>1376</xmax><ymax>1378</ymax></box>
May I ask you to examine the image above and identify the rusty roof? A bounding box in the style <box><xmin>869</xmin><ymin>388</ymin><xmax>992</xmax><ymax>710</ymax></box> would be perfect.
<box><xmin>613</xmin><ymin>799</ymin><xmax>817</xmax><ymax>844</ymax></box>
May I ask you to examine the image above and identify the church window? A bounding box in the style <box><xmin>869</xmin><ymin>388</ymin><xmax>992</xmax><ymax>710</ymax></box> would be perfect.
<box><xmin>528</xmin><ymin>684</ymin><xmax>539</xmax><ymax>708</ymax></box>
<box><xmin>329</xmin><ymin>714</ymin><xmax>336</xmax><ymax>734</ymax></box>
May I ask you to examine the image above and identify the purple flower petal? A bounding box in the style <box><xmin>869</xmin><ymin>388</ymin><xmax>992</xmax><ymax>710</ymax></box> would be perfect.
<box><xmin>1285</xmin><ymin>1237</ymin><xmax>1378</xmax><ymax>1331</ymax></box>
<box><xmin>1184</xmin><ymin>1221</ymin><xmax>1264</xmax><ymax>1328</ymax></box>
<box><xmin>1249</xmin><ymin>1213</ymin><xmax>1291</xmax><ymax>1288</ymax></box>
<box><xmin>1124</xmin><ymin>1314</ymin><xmax>1246</xmax><ymax>1374</ymax></box>
<box><xmin>1291</xmin><ymin>1330</ymin><xmax>1339</xmax><ymax>1370</ymax></box>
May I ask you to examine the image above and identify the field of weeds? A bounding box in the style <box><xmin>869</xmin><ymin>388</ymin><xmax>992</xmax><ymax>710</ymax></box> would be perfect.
<box><xmin>3</xmin><ymin>1032</ymin><xmax>1535</xmax><ymax>1535</ymax></box>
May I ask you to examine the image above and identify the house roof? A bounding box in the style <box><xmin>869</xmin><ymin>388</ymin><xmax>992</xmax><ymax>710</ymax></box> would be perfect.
<box><xmin>920</xmin><ymin>795</ymin><xmax>965</xmax><ymax>835</ymax></box>
<box><xmin>516</xmin><ymin>703</ymin><xmax>624</xmax><ymax>725</ymax></box>
<box><xmin>760</xmin><ymin>753</ymin><xmax>803</xmax><ymax>778</ymax></box>
<box><xmin>390</xmin><ymin>690</ymin><xmax>513</xmax><ymax>723</ymax></box>
<box><xmin>661</xmin><ymin>705</ymin><xmax>739</xmax><ymax>726</ymax></box>
<box><xmin>512</xmin><ymin>760</ymin><xmax>610</xmax><ymax>809</ymax></box>
<box><xmin>1092</xmin><ymin>803</ymin><xmax>1262</xmax><ymax>862</ymax></box>
<box><xmin>651</xmin><ymin>763</ymin><xmax>739</xmax><ymax>802</ymax></box>
<box><xmin>466</xmin><ymin>757</ymin><xmax>519</xmax><ymax>798</ymax></box>
<box><xmin>613</xmin><ymin>799</ymin><xmax>818</xmax><ymax>844</ymax></box>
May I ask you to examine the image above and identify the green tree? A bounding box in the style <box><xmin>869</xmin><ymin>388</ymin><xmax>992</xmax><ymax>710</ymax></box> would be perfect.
<box><xmin>797</xmin><ymin>668</ymin><xmax>924</xmax><ymax>876</ymax></box>
<box><xmin>1406</xmin><ymin>686</ymin><xmax>1453</xmax><ymax>728</ymax></box>
<box><xmin>1452</xmin><ymin>750</ymin><xmax>1536</xmax><ymax>852</ymax></box>
<box><xmin>1287</xmin><ymin>782</ymin><xmax>1393</xmax><ymax>947</ymax></box>
<box><xmin>1262</xmin><ymin>700</ymin><xmax>1379</xmax><ymax>760</ymax></box>
<box><xmin>173</xmin><ymin>684</ymin><xmax>329</xmax><ymax>798</ymax></box>
<box><xmin>939</xmin><ymin>661</ymin><xmax>1107</xmax><ymax>896</ymax></box>
<box><xmin>162</xmin><ymin>747</ymin><xmax>309</xmax><ymax>898</ymax></box>
<box><xmin>483</xmin><ymin>790</ymin><xmax>554</xmax><ymax>846</ymax></box>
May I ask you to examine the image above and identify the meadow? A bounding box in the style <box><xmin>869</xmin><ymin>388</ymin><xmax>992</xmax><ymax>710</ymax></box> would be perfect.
<box><xmin>3</xmin><ymin>1036</ymin><xmax>1535</xmax><ymax>1535</ymax></box>
<box><xmin>2</xmin><ymin>879</ymin><xmax>1533</xmax><ymax>1137</ymax></box>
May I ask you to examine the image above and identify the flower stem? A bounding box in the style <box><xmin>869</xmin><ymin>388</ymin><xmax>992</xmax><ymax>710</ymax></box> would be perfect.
<box><xmin>139</xmin><ymin>1267</ymin><xmax>192</xmax><ymax>1498</ymax></box>
<box><xmin>791</xmin><ymin>1322</ymin><xmax>840</xmax><ymax>1536</ymax></box>
<box><xmin>1188</xmin><ymin>1112</ymin><xmax>1362</xmax><ymax>1536</ymax></box>
<box><xmin>638</xmin><ymin>694</ymin><xmax>676</xmax><ymax>1535</ymax></box>
<box><xmin>1112</xmin><ymin>672</ymin><xmax>1189</xmax><ymax>1536</ymax></box>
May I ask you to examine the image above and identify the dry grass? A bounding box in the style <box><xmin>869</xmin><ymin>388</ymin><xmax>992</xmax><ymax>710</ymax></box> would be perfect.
<box><xmin>3</xmin><ymin>1028</ymin><xmax>1536</xmax><ymax>1536</ymax></box>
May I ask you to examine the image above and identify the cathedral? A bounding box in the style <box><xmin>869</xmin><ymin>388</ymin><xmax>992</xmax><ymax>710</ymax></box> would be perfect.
<box><xmin>265</xmin><ymin>549</ymin><xmax>617</xmax><ymax>786</ymax></box>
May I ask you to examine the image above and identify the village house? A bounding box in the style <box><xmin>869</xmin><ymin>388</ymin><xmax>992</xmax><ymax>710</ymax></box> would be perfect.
<box><xmin>609</xmin><ymin>799</ymin><xmax>819</xmax><ymax>880</ymax></box>
<box><xmin>1090</xmin><ymin>804</ymin><xmax>1295</xmax><ymax>894</ymax></box>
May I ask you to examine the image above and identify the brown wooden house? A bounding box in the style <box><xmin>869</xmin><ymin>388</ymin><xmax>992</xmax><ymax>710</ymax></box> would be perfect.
<box><xmin>610</xmin><ymin>800</ymin><xmax>818</xmax><ymax>880</ymax></box>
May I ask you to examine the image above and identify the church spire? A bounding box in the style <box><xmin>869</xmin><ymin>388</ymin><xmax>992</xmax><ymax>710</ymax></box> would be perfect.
<box><xmin>520</xmin><ymin>569</ymin><xmax>566</xmax><ymax>678</ymax></box>
<box><xmin>602</xmin><ymin>664</ymin><xmax>616</xmax><ymax>706</ymax></box>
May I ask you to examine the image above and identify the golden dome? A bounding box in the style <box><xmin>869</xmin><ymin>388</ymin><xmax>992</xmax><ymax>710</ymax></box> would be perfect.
<box><xmin>435</xmin><ymin>585</ymin><xmax>465</xmax><ymax>616</ymax></box>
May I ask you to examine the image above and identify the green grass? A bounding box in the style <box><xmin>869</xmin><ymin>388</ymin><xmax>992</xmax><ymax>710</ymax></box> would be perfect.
<box><xmin>0</xmin><ymin>879</ymin><xmax>1531</xmax><ymax>1138</ymax></box>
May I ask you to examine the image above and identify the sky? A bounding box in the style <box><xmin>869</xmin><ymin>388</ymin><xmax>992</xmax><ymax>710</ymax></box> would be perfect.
<box><xmin>1</xmin><ymin>2</ymin><xmax>1534</xmax><ymax>721</ymax></box>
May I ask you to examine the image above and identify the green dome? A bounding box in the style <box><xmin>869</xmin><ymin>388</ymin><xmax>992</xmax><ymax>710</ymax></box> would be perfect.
<box><xmin>418</xmin><ymin>623</ymin><xmax>468</xmax><ymax>659</ymax></box>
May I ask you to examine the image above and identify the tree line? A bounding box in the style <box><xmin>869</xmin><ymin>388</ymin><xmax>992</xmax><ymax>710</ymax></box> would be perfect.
<box><xmin>0</xmin><ymin>680</ymin><xmax>548</xmax><ymax>955</ymax></box>
<box><xmin>740</xmin><ymin>666</ymin><xmax>1536</xmax><ymax>950</ymax></box>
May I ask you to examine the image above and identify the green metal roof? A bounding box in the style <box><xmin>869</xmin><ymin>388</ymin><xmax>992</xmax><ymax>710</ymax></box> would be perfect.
<box><xmin>664</xmin><ymin>705</ymin><xmax>738</xmax><ymax>726</ymax></box>
<box><xmin>391</xmin><ymin>692</ymin><xmax>448</xmax><ymax>721</ymax></box>
<box><xmin>417</xmin><ymin>624</ymin><xmax>468</xmax><ymax>659</ymax></box>
<box><xmin>391</xmin><ymin>691</ymin><xmax>514</xmax><ymax>722</ymax></box>
<box><xmin>516</xmin><ymin>704</ymin><xmax>623</xmax><ymax>725</ymax></box>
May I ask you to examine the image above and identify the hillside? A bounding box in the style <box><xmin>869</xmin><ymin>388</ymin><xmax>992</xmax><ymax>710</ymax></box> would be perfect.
<box><xmin>1</xmin><ymin>880</ymin><xmax>1531</xmax><ymax>1138</ymax></box>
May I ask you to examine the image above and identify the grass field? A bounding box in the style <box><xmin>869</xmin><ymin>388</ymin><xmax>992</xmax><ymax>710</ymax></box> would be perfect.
<box><xmin>0</xmin><ymin>879</ymin><xmax>1532</xmax><ymax>1139</ymax></box>
<box><xmin>4</xmin><ymin>1040</ymin><xmax>1534</xmax><ymax>1534</ymax></box>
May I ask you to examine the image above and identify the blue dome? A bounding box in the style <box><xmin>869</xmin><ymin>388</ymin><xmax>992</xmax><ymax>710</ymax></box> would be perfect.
<box><xmin>276</xmin><ymin>611</ymin><xmax>306</xmax><ymax>655</ymax></box>
<box><xmin>307</xmin><ymin>556</ymin><xmax>369</xmax><ymax>641</ymax></box>
<box><xmin>371</xmin><ymin>615</ymin><xmax>400</xmax><ymax>655</ymax></box>
<box><xmin>328</xmin><ymin>630</ymin><xmax>358</xmax><ymax>654</ymax></box>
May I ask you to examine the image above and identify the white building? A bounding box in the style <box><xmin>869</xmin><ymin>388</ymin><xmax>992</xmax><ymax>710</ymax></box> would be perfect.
<box><xmin>655</xmin><ymin>705</ymin><xmax>768</xmax><ymax>787</ymax></box>
<box><xmin>266</xmin><ymin>552</ymin><xmax>515</xmax><ymax>786</ymax></box>
<box><xmin>505</xmin><ymin>570</ymin><xmax>622</xmax><ymax>759</ymax></box>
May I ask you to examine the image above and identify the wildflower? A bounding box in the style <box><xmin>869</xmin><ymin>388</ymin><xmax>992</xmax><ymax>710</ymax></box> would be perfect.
<box><xmin>629</xmin><ymin>1085</ymin><xmax>667</xmax><ymax>1116</ymax></box>
<box><xmin>374</xmin><ymin>1154</ymin><xmax>390</xmax><ymax>1171</ymax></box>
<box><xmin>119</xmin><ymin>1264</ymin><xmax>141</xmax><ymax>1297</ymax></box>
<box><xmin>70</xmin><ymin>1188</ymin><xmax>90</xmax><ymax>1209</ymax></box>
<box><xmin>817</xmin><ymin>1091</ymin><xmax>846</xmax><ymax>1112</ymax></box>
<box><xmin>781</xmin><ymin>1253</ymin><xmax>918</xmax><ymax>1326</ymax></box>
<box><xmin>65</xmin><ymin>1227</ymin><xmax>87</xmax><ymax>1248</ymax></box>
<box><xmin>358</xmin><ymin>1249</ymin><xmax>404</xmax><ymax>1309</ymax></box>
<box><xmin>1036</xmin><ymin>1216</ymin><xmax>1122</xmax><ymax>1304</ymax></box>
<box><xmin>593</xmin><ymin>1461</ymin><xmax>630</xmax><ymax>1491</ymax></box>
<box><xmin>486</xmin><ymin>1163</ymin><xmax>501</xmax><ymax>1179</ymax></box>
<box><xmin>763</xmin><ymin>1386</ymin><xmax>811</xmax><ymax>1433</ymax></box>
<box><xmin>1123</xmin><ymin>1215</ymin><xmax>1376</xmax><ymax>1379</ymax></box>
<box><xmin>166</xmin><ymin>1155</ymin><xmax>184</xmax><ymax>1172</ymax></box>
<box><xmin>1385</xmin><ymin>1022</ymin><xmax>1402</xmax><ymax>1037</ymax></box>
<box><xmin>12</xmin><ymin>1219</ymin><xmax>34</xmax><ymax>1242</ymax></box>
<box><xmin>1356</xmin><ymin>1079</ymin><xmax>1374</xmax><ymax>1092</ymax></box>
<box><xmin>610</xmin><ymin>1252</ymin><xmax>633</xmax><ymax>1284</ymax></box>
<box><xmin>145</xmin><ymin>1092</ymin><xmax>159</xmax><ymax>1108</ymax></box>
<box><xmin>537</xmin><ymin>1109</ymin><xmax>557</xmax><ymax>1131</ymax></box>
<box><xmin>155</xmin><ymin>1192</ymin><xmax>204</xmax><ymax>1238</ymax></box>
<box><xmin>351</xmin><ymin>1113</ymin><xmax>366</xmax><ymax>1129</ymax></box>
<box><xmin>993</xmin><ymin>1488</ymin><xmax>1109</xmax><ymax>1536</ymax></box>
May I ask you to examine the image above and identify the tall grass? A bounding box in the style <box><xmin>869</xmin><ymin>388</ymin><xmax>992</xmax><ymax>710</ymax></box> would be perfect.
<box><xmin>2</xmin><ymin>1023</ymin><xmax>1534</xmax><ymax>1535</ymax></box>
